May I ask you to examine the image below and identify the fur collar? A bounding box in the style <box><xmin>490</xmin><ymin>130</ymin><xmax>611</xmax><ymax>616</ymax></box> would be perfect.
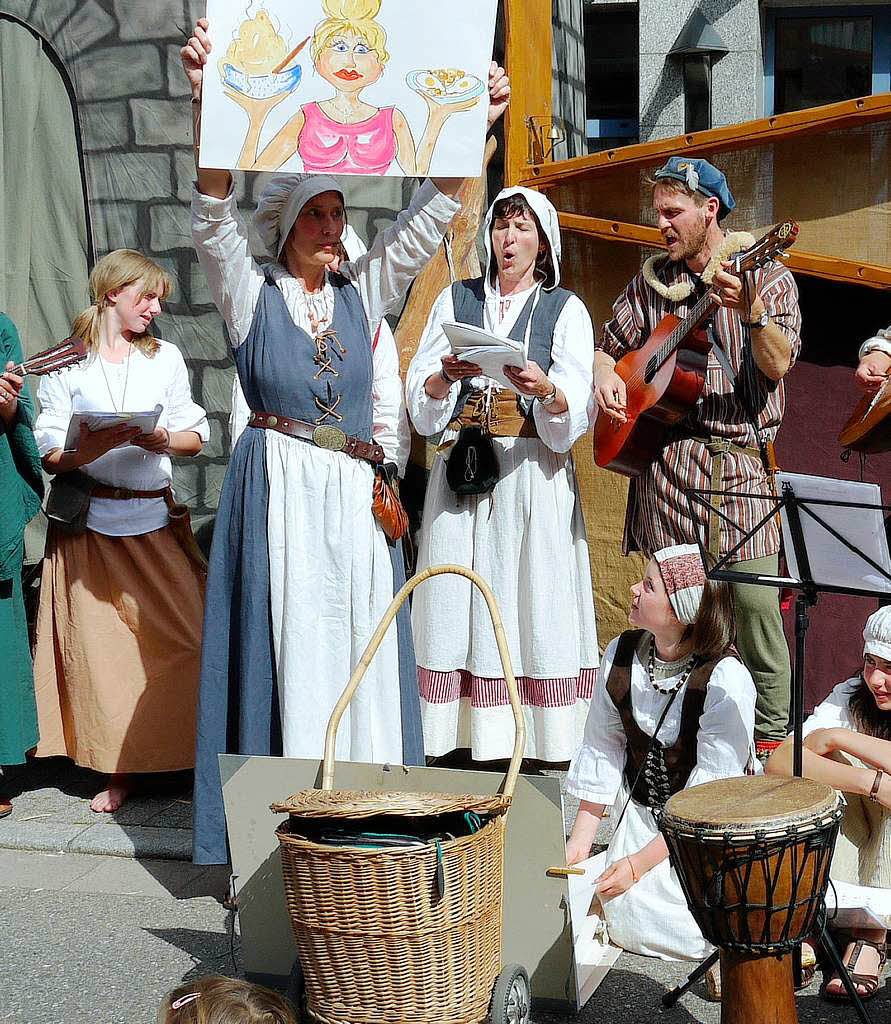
<box><xmin>642</xmin><ymin>231</ymin><xmax>756</xmax><ymax>302</ymax></box>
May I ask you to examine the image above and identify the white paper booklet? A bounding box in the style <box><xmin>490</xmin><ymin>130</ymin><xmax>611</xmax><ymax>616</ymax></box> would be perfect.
<box><xmin>441</xmin><ymin>321</ymin><xmax>527</xmax><ymax>390</ymax></box>
<box><xmin>63</xmin><ymin>404</ymin><xmax>163</xmax><ymax>451</ymax></box>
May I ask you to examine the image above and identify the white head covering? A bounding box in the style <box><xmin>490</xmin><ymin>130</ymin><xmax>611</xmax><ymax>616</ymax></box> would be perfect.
<box><xmin>482</xmin><ymin>186</ymin><xmax>562</xmax><ymax>290</ymax></box>
<box><xmin>653</xmin><ymin>544</ymin><xmax>707</xmax><ymax>626</ymax></box>
<box><xmin>253</xmin><ymin>174</ymin><xmax>344</xmax><ymax>260</ymax></box>
<box><xmin>863</xmin><ymin>607</ymin><xmax>891</xmax><ymax>661</ymax></box>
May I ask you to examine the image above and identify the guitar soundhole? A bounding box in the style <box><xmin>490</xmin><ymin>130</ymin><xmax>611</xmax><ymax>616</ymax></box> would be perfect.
<box><xmin>644</xmin><ymin>358</ymin><xmax>658</xmax><ymax>385</ymax></box>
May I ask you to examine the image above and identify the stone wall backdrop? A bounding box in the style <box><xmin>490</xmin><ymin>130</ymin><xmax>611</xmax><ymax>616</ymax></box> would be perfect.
<box><xmin>0</xmin><ymin>0</ymin><xmax>415</xmax><ymax>526</ymax></box>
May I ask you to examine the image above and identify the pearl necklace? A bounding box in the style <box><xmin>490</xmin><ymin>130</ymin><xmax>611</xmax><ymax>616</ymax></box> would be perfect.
<box><xmin>647</xmin><ymin>637</ymin><xmax>696</xmax><ymax>695</ymax></box>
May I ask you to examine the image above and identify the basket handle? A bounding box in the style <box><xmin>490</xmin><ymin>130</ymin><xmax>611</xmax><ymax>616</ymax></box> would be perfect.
<box><xmin>322</xmin><ymin>564</ymin><xmax>527</xmax><ymax>800</ymax></box>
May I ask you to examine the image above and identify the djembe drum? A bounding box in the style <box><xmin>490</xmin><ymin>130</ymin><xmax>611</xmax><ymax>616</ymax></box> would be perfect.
<box><xmin>661</xmin><ymin>775</ymin><xmax>842</xmax><ymax>1024</ymax></box>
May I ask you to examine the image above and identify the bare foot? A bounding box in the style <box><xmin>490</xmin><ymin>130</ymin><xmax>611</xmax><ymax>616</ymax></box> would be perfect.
<box><xmin>90</xmin><ymin>774</ymin><xmax>129</xmax><ymax>813</ymax></box>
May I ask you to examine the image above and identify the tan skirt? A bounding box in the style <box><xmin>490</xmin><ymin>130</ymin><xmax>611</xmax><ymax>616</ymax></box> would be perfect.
<box><xmin>33</xmin><ymin>524</ymin><xmax>205</xmax><ymax>773</ymax></box>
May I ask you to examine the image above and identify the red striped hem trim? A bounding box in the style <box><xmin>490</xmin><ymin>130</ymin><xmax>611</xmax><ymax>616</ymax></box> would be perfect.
<box><xmin>418</xmin><ymin>667</ymin><xmax>598</xmax><ymax>709</ymax></box>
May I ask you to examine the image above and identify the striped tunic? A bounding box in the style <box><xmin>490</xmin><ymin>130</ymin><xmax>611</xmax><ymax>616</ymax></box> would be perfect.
<box><xmin>600</xmin><ymin>254</ymin><xmax>801</xmax><ymax>561</ymax></box>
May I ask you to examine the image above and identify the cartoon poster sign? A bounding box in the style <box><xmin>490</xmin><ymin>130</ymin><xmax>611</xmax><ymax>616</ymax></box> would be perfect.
<box><xmin>199</xmin><ymin>0</ymin><xmax>499</xmax><ymax>177</ymax></box>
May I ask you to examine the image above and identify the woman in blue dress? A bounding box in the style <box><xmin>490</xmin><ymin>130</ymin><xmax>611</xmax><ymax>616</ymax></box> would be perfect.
<box><xmin>182</xmin><ymin>18</ymin><xmax>510</xmax><ymax>863</ymax></box>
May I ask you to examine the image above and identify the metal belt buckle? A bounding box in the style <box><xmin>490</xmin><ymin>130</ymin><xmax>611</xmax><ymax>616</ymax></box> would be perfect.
<box><xmin>312</xmin><ymin>424</ymin><xmax>347</xmax><ymax>452</ymax></box>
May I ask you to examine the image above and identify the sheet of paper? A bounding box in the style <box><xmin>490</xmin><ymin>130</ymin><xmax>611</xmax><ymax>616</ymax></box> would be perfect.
<box><xmin>63</xmin><ymin>405</ymin><xmax>163</xmax><ymax>451</ymax></box>
<box><xmin>442</xmin><ymin>321</ymin><xmax>527</xmax><ymax>390</ymax></box>
<box><xmin>776</xmin><ymin>472</ymin><xmax>891</xmax><ymax>594</ymax></box>
<box><xmin>566</xmin><ymin>852</ymin><xmax>621</xmax><ymax>1009</ymax></box>
<box><xmin>200</xmin><ymin>0</ymin><xmax>498</xmax><ymax>177</ymax></box>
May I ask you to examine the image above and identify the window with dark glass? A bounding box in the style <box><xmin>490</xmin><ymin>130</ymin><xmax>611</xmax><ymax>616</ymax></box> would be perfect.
<box><xmin>774</xmin><ymin>15</ymin><xmax>872</xmax><ymax>113</ymax></box>
<box><xmin>583</xmin><ymin>4</ymin><xmax>639</xmax><ymax>153</ymax></box>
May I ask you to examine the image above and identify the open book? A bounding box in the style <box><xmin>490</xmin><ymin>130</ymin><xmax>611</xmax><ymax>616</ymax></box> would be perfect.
<box><xmin>63</xmin><ymin>404</ymin><xmax>163</xmax><ymax>451</ymax></box>
<box><xmin>441</xmin><ymin>321</ymin><xmax>527</xmax><ymax>391</ymax></box>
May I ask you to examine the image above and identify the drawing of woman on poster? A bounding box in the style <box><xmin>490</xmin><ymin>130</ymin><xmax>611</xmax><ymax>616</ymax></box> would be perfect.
<box><xmin>221</xmin><ymin>0</ymin><xmax>487</xmax><ymax>175</ymax></box>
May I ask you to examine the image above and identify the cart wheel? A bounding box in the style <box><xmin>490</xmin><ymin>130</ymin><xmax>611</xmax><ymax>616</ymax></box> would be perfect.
<box><xmin>489</xmin><ymin>964</ymin><xmax>531</xmax><ymax>1024</ymax></box>
<box><xmin>286</xmin><ymin>958</ymin><xmax>307</xmax><ymax>1021</ymax></box>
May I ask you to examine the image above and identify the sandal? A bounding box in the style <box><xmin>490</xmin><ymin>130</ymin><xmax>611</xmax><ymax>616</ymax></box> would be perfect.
<box><xmin>795</xmin><ymin>941</ymin><xmax>817</xmax><ymax>991</ymax></box>
<box><xmin>822</xmin><ymin>938</ymin><xmax>887</xmax><ymax>1002</ymax></box>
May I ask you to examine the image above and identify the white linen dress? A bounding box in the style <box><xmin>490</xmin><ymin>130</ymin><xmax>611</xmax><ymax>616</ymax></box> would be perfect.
<box><xmin>567</xmin><ymin>634</ymin><xmax>757</xmax><ymax>960</ymax></box>
<box><xmin>406</xmin><ymin>279</ymin><xmax>599</xmax><ymax>762</ymax></box>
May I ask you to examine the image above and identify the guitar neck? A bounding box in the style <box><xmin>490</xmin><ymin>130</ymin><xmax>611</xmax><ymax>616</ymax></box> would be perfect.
<box><xmin>651</xmin><ymin>289</ymin><xmax>718</xmax><ymax>371</ymax></box>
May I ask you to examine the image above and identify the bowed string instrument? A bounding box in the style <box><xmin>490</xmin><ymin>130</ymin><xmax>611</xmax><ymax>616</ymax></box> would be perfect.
<box><xmin>594</xmin><ymin>220</ymin><xmax>799</xmax><ymax>477</ymax></box>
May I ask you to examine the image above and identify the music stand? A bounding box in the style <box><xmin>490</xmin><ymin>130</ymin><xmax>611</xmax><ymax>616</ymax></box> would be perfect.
<box><xmin>660</xmin><ymin>472</ymin><xmax>891</xmax><ymax>1021</ymax></box>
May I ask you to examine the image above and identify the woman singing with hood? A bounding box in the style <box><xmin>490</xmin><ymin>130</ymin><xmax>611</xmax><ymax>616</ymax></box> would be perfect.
<box><xmin>405</xmin><ymin>187</ymin><xmax>598</xmax><ymax>765</ymax></box>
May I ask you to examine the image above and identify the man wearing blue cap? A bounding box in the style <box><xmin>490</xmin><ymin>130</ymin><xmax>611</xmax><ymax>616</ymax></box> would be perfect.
<box><xmin>594</xmin><ymin>156</ymin><xmax>802</xmax><ymax>761</ymax></box>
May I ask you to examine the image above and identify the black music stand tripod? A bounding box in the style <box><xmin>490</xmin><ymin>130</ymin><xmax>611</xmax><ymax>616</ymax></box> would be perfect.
<box><xmin>659</xmin><ymin>476</ymin><xmax>891</xmax><ymax>1021</ymax></box>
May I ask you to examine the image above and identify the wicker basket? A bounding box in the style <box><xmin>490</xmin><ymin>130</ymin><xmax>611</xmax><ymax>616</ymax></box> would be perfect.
<box><xmin>273</xmin><ymin>565</ymin><xmax>527</xmax><ymax>1024</ymax></box>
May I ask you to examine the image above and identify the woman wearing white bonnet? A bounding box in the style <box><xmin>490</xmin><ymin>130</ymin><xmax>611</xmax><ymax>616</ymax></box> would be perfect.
<box><xmin>181</xmin><ymin>18</ymin><xmax>511</xmax><ymax>865</ymax></box>
<box><xmin>768</xmin><ymin>605</ymin><xmax>891</xmax><ymax>1000</ymax></box>
<box><xmin>565</xmin><ymin>544</ymin><xmax>756</xmax><ymax>961</ymax></box>
<box><xmin>406</xmin><ymin>186</ymin><xmax>598</xmax><ymax>763</ymax></box>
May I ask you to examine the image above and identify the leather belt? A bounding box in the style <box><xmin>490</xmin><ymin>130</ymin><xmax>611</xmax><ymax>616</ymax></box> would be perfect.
<box><xmin>92</xmin><ymin>484</ymin><xmax>171</xmax><ymax>501</ymax></box>
<box><xmin>447</xmin><ymin>388</ymin><xmax>538</xmax><ymax>438</ymax></box>
<box><xmin>248</xmin><ymin>411</ymin><xmax>384</xmax><ymax>465</ymax></box>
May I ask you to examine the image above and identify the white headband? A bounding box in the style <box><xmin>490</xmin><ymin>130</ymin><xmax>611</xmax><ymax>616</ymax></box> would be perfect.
<box><xmin>653</xmin><ymin>544</ymin><xmax>707</xmax><ymax>625</ymax></box>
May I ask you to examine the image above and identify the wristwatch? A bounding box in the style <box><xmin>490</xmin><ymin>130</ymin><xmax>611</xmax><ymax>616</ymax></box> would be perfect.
<box><xmin>747</xmin><ymin>308</ymin><xmax>770</xmax><ymax>329</ymax></box>
<box><xmin>539</xmin><ymin>381</ymin><xmax>559</xmax><ymax>408</ymax></box>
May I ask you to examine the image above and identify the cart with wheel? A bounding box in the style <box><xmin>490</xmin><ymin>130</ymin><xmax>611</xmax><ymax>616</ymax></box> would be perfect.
<box><xmin>271</xmin><ymin>565</ymin><xmax>531</xmax><ymax>1024</ymax></box>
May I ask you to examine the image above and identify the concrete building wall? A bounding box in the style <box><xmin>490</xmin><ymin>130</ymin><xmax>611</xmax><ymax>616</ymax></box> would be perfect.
<box><xmin>638</xmin><ymin>0</ymin><xmax>763</xmax><ymax>142</ymax></box>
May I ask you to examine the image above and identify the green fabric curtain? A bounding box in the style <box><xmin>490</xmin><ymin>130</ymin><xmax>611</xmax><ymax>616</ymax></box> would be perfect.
<box><xmin>0</xmin><ymin>17</ymin><xmax>89</xmax><ymax>355</ymax></box>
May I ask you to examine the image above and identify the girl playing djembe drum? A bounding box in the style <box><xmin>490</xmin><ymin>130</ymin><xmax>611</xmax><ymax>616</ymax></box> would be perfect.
<box><xmin>565</xmin><ymin>545</ymin><xmax>757</xmax><ymax>960</ymax></box>
<box><xmin>767</xmin><ymin>606</ymin><xmax>891</xmax><ymax>1001</ymax></box>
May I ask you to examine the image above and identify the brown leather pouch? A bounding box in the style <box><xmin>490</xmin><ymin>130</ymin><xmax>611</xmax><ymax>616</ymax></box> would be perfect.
<box><xmin>371</xmin><ymin>469</ymin><xmax>408</xmax><ymax>542</ymax></box>
<box><xmin>163</xmin><ymin>491</ymin><xmax>209</xmax><ymax>574</ymax></box>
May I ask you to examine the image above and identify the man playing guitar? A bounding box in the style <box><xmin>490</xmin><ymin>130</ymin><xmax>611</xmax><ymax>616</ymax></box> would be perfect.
<box><xmin>594</xmin><ymin>156</ymin><xmax>802</xmax><ymax>762</ymax></box>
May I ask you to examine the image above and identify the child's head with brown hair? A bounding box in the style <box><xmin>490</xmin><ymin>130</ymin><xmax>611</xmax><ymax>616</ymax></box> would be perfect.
<box><xmin>159</xmin><ymin>977</ymin><xmax>296</xmax><ymax>1024</ymax></box>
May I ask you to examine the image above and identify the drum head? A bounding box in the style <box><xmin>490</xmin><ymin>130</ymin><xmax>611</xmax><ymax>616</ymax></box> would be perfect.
<box><xmin>663</xmin><ymin>775</ymin><xmax>836</xmax><ymax>832</ymax></box>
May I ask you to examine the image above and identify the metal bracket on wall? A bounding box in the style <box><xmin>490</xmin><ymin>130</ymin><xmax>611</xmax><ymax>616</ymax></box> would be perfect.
<box><xmin>526</xmin><ymin>116</ymin><xmax>566</xmax><ymax>165</ymax></box>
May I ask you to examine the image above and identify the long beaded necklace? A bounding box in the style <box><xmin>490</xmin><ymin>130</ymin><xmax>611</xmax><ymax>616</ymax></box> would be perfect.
<box><xmin>647</xmin><ymin>637</ymin><xmax>697</xmax><ymax>695</ymax></box>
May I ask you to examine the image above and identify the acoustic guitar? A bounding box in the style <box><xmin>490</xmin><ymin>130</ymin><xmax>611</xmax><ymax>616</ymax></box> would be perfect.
<box><xmin>594</xmin><ymin>221</ymin><xmax>799</xmax><ymax>477</ymax></box>
<box><xmin>7</xmin><ymin>336</ymin><xmax>87</xmax><ymax>378</ymax></box>
<box><xmin>838</xmin><ymin>377</ymin><xmax>891</xmax><ymax>454</ymax></box>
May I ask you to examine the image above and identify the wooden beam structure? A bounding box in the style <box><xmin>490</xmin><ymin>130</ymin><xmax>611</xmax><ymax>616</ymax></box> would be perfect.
<box><xmin>503</xmin><ymin>0</ymin><xmax>552</xmax><ymax>186</ymax></box>
<box><xmin>558</xmin><ymin>213</ymin><xmax>891</xmax><ymax>290</ymax></box>
<box><xmin>520</xmin><ymin>93</ymin><xmax>891</xmax><ymax>191</ymax></box>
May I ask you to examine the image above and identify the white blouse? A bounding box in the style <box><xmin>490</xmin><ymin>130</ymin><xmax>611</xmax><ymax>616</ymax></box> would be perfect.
<box><xmin>567</xmin><ymin>634</ymin><xmax>757</xmax><ymax>805</ymax></box>
<box><xmin>802</xmin><ymin>677</ymin><xmax>861</xmax><ymax>734</ymax></box>
<box><xmin>859</xmin><ymin>327</ymin><xmax>891</xmax><ymax>361</ymax></box>
<box><xmin>35</xmin><ymin>341</ymin><xmax>210</xmax><ymax>537</ymax></box>
<box><xmin>191</xmin><ymin>181</ymin><xmax>461</xmax><ymax>472</ymax></box>
<box><xmin>405</xmin><ymin>279</ymin><xmax>595</xmax><ymax>454</ymax></box>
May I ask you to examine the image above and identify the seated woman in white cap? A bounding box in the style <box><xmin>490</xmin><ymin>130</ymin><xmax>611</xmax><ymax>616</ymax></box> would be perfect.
<box><xmin>565</xmin><ymin>545</ymin><xmax>756</xmax><ymax>961</ymax></box>
<box><xmin>181</xmin><ymin>19</ymin><xmax>511</xmax><ymax>865</ymax></box>
<box><xmin>405</xmin><ymin>187</ymin><xmax>597</xmax><ymax>765</ymax></box>
<box><xmin>767</xmin><ymin>606</ymin><xmax>891</xmax><ymax>1001</ymax></box>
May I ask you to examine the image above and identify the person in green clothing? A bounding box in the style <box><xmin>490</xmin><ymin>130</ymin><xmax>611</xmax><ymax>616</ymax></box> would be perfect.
<box><xmin>0</xmin><ymin>313</ymin><xmax>44</xmax><ymax>818</ymax></box>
